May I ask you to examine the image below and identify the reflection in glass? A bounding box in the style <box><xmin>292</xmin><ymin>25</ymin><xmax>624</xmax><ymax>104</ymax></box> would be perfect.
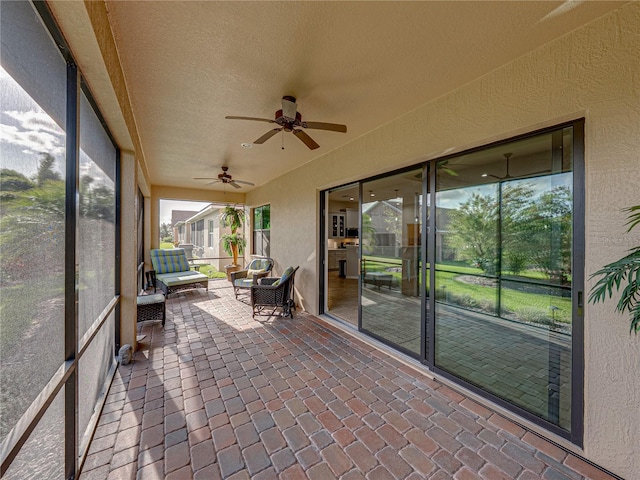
<box><xmin>361</xmin><ymin>169</ymin><xmax>423</xmax><ymax>356</ymax></box>
<box><xmin>434</xmin><ymin>129</ymin><xmax>573</xmax><ymax>430</ymax></box>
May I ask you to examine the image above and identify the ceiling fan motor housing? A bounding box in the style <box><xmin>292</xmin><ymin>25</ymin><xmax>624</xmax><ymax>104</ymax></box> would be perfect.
<box><xmin>275</xmin><ymin>110</ymin><xmax>302</xmax><ymax>130</ymax></box>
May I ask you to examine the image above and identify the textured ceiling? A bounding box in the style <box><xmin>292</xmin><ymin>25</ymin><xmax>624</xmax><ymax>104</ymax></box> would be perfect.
<box><xmin>103</xmin><ymin>1</ymin><xmax>625</xmax><ymax>192</ymax></box>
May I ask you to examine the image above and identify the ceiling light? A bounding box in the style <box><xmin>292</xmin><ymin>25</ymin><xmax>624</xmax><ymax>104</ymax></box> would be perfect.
<box><xmin>481</xmin><ymin>173</ymin><xmax>488</xmax><ymax>177</ymax></box>
<box><xmin>369</xmin><ymin>190</ymin><xmax>375</xmax><ymax>197</ymax></box>
<box><xmin>241</xmin><ymin>143</ymin><xmax>253</xmax><ymax>149</ymax></box>
<box><xmin>349</xmin><ymin>197</ymin><xmax>354</xmax><ymax>201</ymax></box>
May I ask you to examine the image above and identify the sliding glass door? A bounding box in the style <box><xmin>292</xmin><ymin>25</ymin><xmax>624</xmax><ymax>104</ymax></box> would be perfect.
<box><xmin>360</xmin><ymin>168</ymin><xmax>424</xmax><ymax>357</ymax></box>
<box><xmin>433</xmin><ymin>127</ymin><xmax>576</xmax><ymax>432</ymax></box>
<box><xmin>320</xmin><ymin>121</ymin><xmax>582</xmax><ymax>441</ymax></box>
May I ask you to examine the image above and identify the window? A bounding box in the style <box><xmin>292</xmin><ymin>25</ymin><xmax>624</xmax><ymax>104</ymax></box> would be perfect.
<box><xmin>208</xmin><ymin>219</ymin><xmax>216</xmax><ymax>247</ymax></box>
<box><xmin>253</xmin><ymin>205</ymin><xmax>270</xmax><ymax>256</ymax></box>
<box><xmin>195</xmin><ymin>219</ymin><xmax>205</xmax><ymax>247</ymax></box>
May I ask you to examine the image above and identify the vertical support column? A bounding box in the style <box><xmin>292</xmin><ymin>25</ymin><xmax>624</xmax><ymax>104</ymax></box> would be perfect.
<box><xmin>120</xmin><ymin>150</ymin><xmax>138</xmax><ymax>350</ymax></box>
<box><xmin>150</xmin><ymin>192</ymin><xmax>160</xmax><ymax>250</ymax></box>
<box><xmin>144</xmin><ymin>196</ymin><xmax>152</xmax><ymax>267</ymax></box>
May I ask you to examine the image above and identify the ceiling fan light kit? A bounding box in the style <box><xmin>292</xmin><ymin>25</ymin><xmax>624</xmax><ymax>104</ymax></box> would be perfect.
<box><xmin>226</xmin><ymin>96</ymin><xmax>347</xmax><ymax>150</ymax></box>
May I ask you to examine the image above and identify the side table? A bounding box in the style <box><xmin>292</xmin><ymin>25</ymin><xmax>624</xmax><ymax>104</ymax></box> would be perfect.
<box><xmin>137</xmin><ymin>293</ymin><xmax>166</xmax><ymax>326</ymax></box>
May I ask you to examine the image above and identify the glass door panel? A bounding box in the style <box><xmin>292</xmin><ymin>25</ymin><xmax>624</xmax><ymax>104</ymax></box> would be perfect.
<box><xmin>434</xmin><ymin>128</ymin><xmax>574</xmax><ymax>431</ymax></box>
<box><xmin>325</xmin><ymin>184</ymin><xmax>359</xmax><ymax>326</ymax></box>
<box><xmin>361</xmin><ymin>169</ymin><xmax>423</xmax><ymax>356</ymax></box>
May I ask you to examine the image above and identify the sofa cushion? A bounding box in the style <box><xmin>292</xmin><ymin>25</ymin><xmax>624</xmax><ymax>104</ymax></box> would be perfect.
<box><xmin>156</xmin><ymin>270</ymin><xmax>208</xmax><ymax>287</ymax></box>
<box><xmin>151</xmin><ymin>248</ymin><xmax>190</xmax><ymax>274</ymax></box>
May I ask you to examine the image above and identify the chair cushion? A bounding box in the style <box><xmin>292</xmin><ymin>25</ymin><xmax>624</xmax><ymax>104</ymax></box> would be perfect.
<box><xmin>273</xmin><ymin>266</ymin><xmax>294</xmax><ymax>286</ymax></box>
<box><xmin>137</xmin><ymin>293</ymin><xmax>165</xmax><ymax>305</ymax></box>
<box><xmin>247</xmin><ymin>258</ymin><xmax>272</xmax><ymax>272</ymax></box>
<box><xmin>151</xmin><ymin>248</ymin><xmax>190</xmax><ymax>274</ymax></box>
<box><xmin>234</xmin><ymin>278</ymin><xmax>254</xmax><ymax>289</ymax></box>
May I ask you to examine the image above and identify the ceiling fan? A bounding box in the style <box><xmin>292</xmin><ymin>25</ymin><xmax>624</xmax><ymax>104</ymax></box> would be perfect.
<box><xmin>225</xmin><ymin>95</ymin><xmax>347</xmax><ymax>150</ymax></box>
<box><xmin>482</xmin><ymin>153</ymin><xmax>552</xmax><ymax>180</ymax></box>
<box><xmin>482</xmin><ymin>153</ymin><xmax>516</xmax><ymax>180</ymax></box>
<box><xmin>193</xmin><ymin>166</ymin><xmax>254</xmax><ymax>189</ymax></box>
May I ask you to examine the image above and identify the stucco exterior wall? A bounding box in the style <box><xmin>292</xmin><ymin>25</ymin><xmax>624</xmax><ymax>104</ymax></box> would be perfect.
<box><xmin>247</xmin><ymin>3</ymin><xmax>640</xmax><ymax>477</ymax></box>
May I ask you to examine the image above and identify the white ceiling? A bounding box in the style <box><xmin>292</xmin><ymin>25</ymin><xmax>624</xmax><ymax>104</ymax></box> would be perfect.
<box><xmin>103</xmin><ymin>1</ymin><xmax>625</xmax><ymax>192</ymax></box>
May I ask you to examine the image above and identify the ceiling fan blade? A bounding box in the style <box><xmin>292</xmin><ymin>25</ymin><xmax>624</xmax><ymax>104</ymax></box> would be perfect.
<box><xmin>233</xmin><ymin>179</ymin><xmax>255</xmax><ymax>186</ymax></box>
<box><xmin>228</xmin><ymin>181</ymin><xmax>242</xmax><ymax>189</ymax></box>
<box><xmin>225</xmin><ymin>116</ymin><xmax>275</xmax><ymax>123</ymax></box>
<box><xmin>254</xmin><ymin>128</ymin><xmax>282</xmax><ymax>144</ymax></box>
<box><xmin>193</xmin><ymin>177</ymin><xmax>217</xmax><ymax>180</ymax></box>
<box><xmin>205</xmin><ymin>179</ymin><xmax>222</xmax><ymax>186</ymax></box>
<box><xmin>303</xmin><ymin>121</ymin><xmax>347</xmax><ymax>133</ymax></box>
<box><xmin>293</xmin><ymin>129</ymin><xmax>320</xmax><ymax>150</ymax></box>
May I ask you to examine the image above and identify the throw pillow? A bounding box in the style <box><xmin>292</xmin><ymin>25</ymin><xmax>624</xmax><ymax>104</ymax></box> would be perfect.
<box><xmin>247</xmin><ymin>268</ymin><xmax>265</xmax><ymax>278</ymax></box>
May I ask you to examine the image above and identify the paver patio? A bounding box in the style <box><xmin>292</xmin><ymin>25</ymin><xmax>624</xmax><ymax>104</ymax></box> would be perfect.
<box><xmin>80</xmin><ymin>280</ymin><xmax>615</xmax><ymax>480</ymax></box>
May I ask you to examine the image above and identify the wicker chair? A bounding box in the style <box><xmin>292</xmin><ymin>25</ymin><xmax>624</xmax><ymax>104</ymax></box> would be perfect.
<box><xmin>230</xmin><ymin>256</ymin><xmax>274</xmax><ymax>299</ymax></box>
<box><xmin>250</xmin><ymin>266</ymin><xmax>298</xmax><ymax>318</ymax></box>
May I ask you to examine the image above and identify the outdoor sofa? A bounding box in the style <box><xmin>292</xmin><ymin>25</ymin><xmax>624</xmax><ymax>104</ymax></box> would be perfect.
<box><xmin>150</xmin><ymin>248</ymin><xmax>209</xmax><ymax>297</ymax></box>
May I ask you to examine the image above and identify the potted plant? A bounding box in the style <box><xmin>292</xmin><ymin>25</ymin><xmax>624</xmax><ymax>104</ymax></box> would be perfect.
<box><xmin>220</xmin><ymin>204</ymin><xmax>247</xmax><ymax>281</ymax></box>
<box><xmin>589</xmin><ymin>205</ymin><xmax>640</xmax><ymax>334</ymax></box>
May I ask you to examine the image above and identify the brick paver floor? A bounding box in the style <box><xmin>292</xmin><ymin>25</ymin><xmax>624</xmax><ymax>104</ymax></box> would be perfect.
<box><xmin>81</xmin><ymin>279</ymin><xmax>616</xmax><ymax>480</ymax></box>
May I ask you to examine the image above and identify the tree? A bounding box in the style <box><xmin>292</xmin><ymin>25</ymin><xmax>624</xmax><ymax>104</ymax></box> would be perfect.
<box><xmin>160</xmin><ymin>222</ymin><xmax>173</xmax><ymax>242</ymax></box>
<box><xmin>518</xmin><ymin>185</ymin><xmax>572</xmax><ymax>283</ymax></box>
<box><xmin>447</xmin><ymin>183</ymin><xmax>544</xmax><ymax>276</ymax></box>
<box><xmin>220</xmin><ymin>205</ymin><xmax>246</xmax><ymax>266</ymax></box>
<box><xmin>448</xmin><ymin>190</ymin><xmax>499</xmax><ymax>274</ymax></box>
<box><xmin>1</xmin><ymin>156</ymin><xmax>65</xmax><ymax>281</ymax></box>
<box><xmin>35</xmin><ymin>153</ymin><xmax>61</xmax><ymax>186</ymax></box>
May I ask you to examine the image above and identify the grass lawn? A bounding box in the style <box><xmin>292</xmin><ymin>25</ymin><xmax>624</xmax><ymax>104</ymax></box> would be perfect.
<box><xmin>362</xmin><ymin>255</ymin><xmax>571</xmax><ymax>326</ymax></box>
<box><xmin>194</xmin><ymin>264</ymin><xmax>226</xmax><ymax>279</ymax></box>
<box><xmin>0</xmin><ymin>275</ymin><xmax>65</xmax><ymax>357</ymax></box>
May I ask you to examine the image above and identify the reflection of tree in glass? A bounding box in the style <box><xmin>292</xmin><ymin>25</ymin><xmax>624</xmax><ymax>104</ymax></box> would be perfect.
<box><xmin>447</xmin><ymin>188</ymin><xmax>500</xmax><ymax>275</ymax></box>
<box><xmin>361</xmin><ymin>213</ymin><xmax>376</xmax><ymax>255</ymax></box>
<box><xmin>520</xmin><ymin>186</ymin><xmax>572</xmax><ymax>284</ymax></box>
<box><xmin>448</xmin><ymin>182</ymin><xmax>571</xmax><ymax>281</ymax></box>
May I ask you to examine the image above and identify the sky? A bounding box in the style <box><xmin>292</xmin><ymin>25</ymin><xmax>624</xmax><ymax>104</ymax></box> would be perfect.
<box><xmin>159</xmin><ymin>200</ymin><xmax>211</xmax><ymax>225</ymax></box>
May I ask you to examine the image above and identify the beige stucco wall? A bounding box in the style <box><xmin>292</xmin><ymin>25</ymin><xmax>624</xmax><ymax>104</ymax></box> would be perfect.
<box><xmin>247</xmin><ymin>3</ymin><xmax>640</xmax><ymax>477</ymax></box>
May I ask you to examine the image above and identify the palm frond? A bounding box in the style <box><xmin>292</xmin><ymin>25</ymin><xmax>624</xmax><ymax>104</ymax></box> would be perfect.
<box><xmin>631</xmin><ymin>303</ymin><xmax>640</xmax><ymax>333</ymax></box>
<box><xmin>625</xmin><ymin>205</ymin><xmax>640</xmax><ymax>232</ymax></box>
<box><xmin>588</xmin><ymin>205</ymin><xmax>640</xmax><ymax>334</ymax></box>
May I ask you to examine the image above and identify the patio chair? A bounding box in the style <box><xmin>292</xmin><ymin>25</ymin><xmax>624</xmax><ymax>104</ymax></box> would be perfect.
<box><xmin>230</xmin><ymin>256</ymin><xmax>274</xmax><ymax>299</ymax></box>
<box><xmin>251</xmin><ymin>266</ymin><xmax>299</xmax><ymax>318</ymax></box>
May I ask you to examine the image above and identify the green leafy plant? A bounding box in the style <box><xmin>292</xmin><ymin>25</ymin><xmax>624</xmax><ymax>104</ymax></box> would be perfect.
<box><xmin>220</xmin><ymin>204</ymin><xmax>246</xmax><ymax>266</ymax></box>
<box><xmin>589</xmin><ymin>205</ymin><xmax>640</xmax><ymax>334</ymax></box>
